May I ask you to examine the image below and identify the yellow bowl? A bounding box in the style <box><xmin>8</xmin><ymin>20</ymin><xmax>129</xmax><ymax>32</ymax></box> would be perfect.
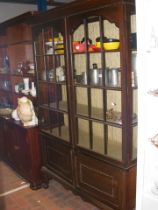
<box><xmin>55</xmin><ymin>44</ymin><xmax>64</xmax><ymax>49</ymax></box>
<box><xmin>96</xmin><ymin>42</ymin><xmax>101</xmax><ymax>48</ymax></box>
<box><xmin>103</xmin><ymin>41</ymin><xmax>120</xmax><ymax>50</ymax></box>
<box><xmin>55</xmin><ymin>49</ymin><xmax>64</xmax><ymax>54</ymax></box>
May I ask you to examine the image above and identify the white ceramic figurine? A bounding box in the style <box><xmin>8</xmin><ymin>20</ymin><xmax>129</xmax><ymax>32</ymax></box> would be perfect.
<box><xmin>12</xmin><ymin>96</ymin><xmax>38</xmax><ymax>126</ymax></box>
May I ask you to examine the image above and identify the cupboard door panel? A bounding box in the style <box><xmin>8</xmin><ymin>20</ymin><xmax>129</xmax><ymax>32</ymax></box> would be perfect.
<box><xmin>41</xmin><ymin>135</ymin><xmax>73</xmax><ymax>182</ymax></box>
<box><xmin>75</xmin><ymin>154</ymin><xmax>123</xmax><ymax>209</ymax></box>
<box><xmin>2</xmin><ymin>118</ymin><xmax>41</xmax><ymax>188</ymax></box>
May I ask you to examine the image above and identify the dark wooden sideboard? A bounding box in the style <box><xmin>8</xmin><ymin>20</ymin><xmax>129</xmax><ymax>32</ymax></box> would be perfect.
<box><xmin>0</xmin><ymin>117</ymin><xmax>42</xmax><ymax>189</ymax></box>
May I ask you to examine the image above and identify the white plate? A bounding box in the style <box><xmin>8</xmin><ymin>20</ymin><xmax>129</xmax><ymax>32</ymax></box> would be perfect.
<box><xmin>21</xmin><ymin>89</ymin><xmax>30</xmax><ymax>95</ymax></box>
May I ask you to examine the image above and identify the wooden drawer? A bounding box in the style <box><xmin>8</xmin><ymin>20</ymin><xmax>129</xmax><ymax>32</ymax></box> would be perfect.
<box><xmin>75</xmin><ymin>153</ymin><xmax>135</xmax><ymax>210</ymax></box>
<box><xmin>41</xmin><ymin>134</ymin><xmax>73</xmax><ymax>183</ymax></box>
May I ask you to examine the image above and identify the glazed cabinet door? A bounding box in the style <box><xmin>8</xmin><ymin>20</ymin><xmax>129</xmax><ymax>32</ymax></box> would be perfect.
<box><xmin>0</xmin><ymin>35</ymin><xmax>13</xmax><ymax>108</ymax></box>
<box><xmin>68</xmin><ymin>5</ymin><xmax>137</xmax><ymax>164</ymax></box>
<box><xmin>33</xmin><ymin>19</ymin><xmax>71</xmax><ymax>143</ymax></box>
<box><xmin>68</xmin><ymin>4</ymin><xmax>137</xmax><ymax>210</ymax></box>
<box><xmin>33</xmin><ymin>19</ymin><xmax>73</xmax><ymax>183</ymax></box>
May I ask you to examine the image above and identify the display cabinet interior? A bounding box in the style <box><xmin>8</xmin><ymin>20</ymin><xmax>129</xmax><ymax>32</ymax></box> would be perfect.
<box><xmin>34</xmin><ymin>20</ymin><xmax>70</xmax><ymax>142</ymax></box>
<box><xmin>69</xmin><ymin>9</ymin><xmax>137</xmax><ymax>163</ymax></box>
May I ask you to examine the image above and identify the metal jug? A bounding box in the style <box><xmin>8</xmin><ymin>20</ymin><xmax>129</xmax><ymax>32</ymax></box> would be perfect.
<box><xmin>108</xmin><ymin>68</ymin><xmax>120</xmax><ymax>87</ymax></box>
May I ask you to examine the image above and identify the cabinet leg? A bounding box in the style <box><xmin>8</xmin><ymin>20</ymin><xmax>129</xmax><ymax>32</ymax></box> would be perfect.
<box><xmin>30</xmin><ymin>182</ymin><xmax>41</xmax><ymax>190</ymax></box>
<box><xmin>41</xmin><ymin>170</ymin><xmax>50</xmax><ymax>189</ymax></box>
<box><xmin>42</xmin><ymin>182</ymin><xmax>49</xmax><ymax>189</ymax></box>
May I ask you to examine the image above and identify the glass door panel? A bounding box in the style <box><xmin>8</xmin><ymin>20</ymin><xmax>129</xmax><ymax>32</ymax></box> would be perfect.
<box><xmin>89</xmin><ymin>53</ymin><xmax>103</xmax><ymax>86</ymax></box>
<box><xmin>103</xmin><ymin>19</ymin><xmax>120</xmax><ymax>41</ymax></box>
<box><xmin>132</xmin><ymin>126</ymin><xmax>137</xmax><ymax>160</ymax></box>
<box><xmin>106</xmin><ymin>90</ymin><xmax>122</xmax><ymax>124</ymax></box>
<box><xmin>70</xmin><ymin>14</ymin><xmax>124</xmax><ymax>162</ymax></box>
<box><xmin>131</xmin><ymin>14</ymin><xmax>137</xmax><ymax>161</ymax></box>
<box><xmin>34</xmin><ymin>29</ymin><xmax>44</xmax><ymax>55</ymax></box>
<box><xmin>133</xmin><ymin>89</ymin><xmax>138</xmax><ymax>123</ymax></box>
<box><xmin>36</xmin><ymin>56</ymin><xmax>46</xmax><ymax>81</ymax></box>
<box><xmin>105</xmin><ymin>52</ymin><xmax>121</xmax><ymax>88</ymax></box>
<box><xmin>55</xmin><ymin>56</ymin><xmax>66</xmax><ymax>83</ymax></box>
<box><xmin>39</xmin><ymin>108</ymin><xmax>50</xmax><ymax>130</ymax></box>
<box><xmin>38</xmin><ymin>83</ymin><xmax>49</xmax><ymax>106</ymax></box>
<box><xmin>49</xmin><ymin>84</ymin><xmax>68</xmax><ymax>111</ymax></box>
<box><xmin>92</xmin><ymin>122</ymin><xmax>105</xmax><ymax>154</ymax></box>
<box><xmin>59</xmin><ymin>85</ymin><xmax>68</xmax><ymax>111</ymax></box>
<box><xmin>91</xmin><ymin>88</ymin><xmax>103</xmax><ymax>120</ymax></box>
<box><xmin>48</xmin><ymin>83</ymin><xmax>59</xmax><ymax>108</ymax></box>
<box><xmin>72</xmin><ymin>23</ymin><xmax>84</xmax><ymax>53</ymax></box>
<box><xmin>107</xmin><ymin>125</ymin><xmax>122</xmax><ymax>160</ymax></box>
<box><xmin>34</xmin><ymin>19</ymin><xmax>70</xmax><ymax>142</ymax></box>
<box><xmin>77</xmin><ymin>118</ymin><xmax>90</xmax><ymax>149</ymax></box>
<box><xmin>44</xmin><ymin>27</ymin><xmax>53</xmax><ymax>55</ymax></box>
<box><xmin>50</xmin><ymin>111</ymin><xmax>69</xmax><ymax>141</ymax></box>
<box><xmin>76</xmin><ymin>87</ymin><xmax>88</xmax><ymax>116</ymax></box>
<box><xmin>74</xmin><ymin>54</ymin><xmax>87</xmax><ymax>85</ymax></box>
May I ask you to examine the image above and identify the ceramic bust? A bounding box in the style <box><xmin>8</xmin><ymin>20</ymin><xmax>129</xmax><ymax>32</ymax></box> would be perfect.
<box><xmin>12</xmin><ymin>96</ymin><xmax>38</xmax><ymax>126</ymax></box>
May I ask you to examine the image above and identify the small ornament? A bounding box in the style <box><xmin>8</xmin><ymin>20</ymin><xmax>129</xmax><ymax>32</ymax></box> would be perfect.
<box><xmin>30</xmin><ymin>82</ymin><xmax>36</xmax><ymax>97</ymax></box>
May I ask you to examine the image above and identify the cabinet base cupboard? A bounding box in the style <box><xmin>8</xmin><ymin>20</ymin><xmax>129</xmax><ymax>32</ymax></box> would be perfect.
<box><xmin>33</xmin><ymin>0</ymin><xmax>137</xmax><ymax>209</ymax></box>
<box><xmin>0</xmin><ymin>117</ymin><xmax>42</xmax><ymax>190</ymax></box>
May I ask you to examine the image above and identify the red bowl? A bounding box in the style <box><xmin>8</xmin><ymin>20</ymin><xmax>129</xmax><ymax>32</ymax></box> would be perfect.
<box><xmin>74</xmin><ymin>43</ymin><xmax>85</xmax><ymax>52</ymax></box>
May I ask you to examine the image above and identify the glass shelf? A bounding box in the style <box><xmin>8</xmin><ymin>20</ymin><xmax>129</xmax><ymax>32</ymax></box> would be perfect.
<box><xmin>41</xmin><ymin>125</ymin><xmax>69</xmax><ymax>142</ymax></box>
<box><xmin>72</xmin><ymin>49</ymin><xmax>120</xmax><ymax>54</ymax></box>
<box><xmin>77</xmin><ymin>128</ymin><xmax>137</xmax><ymax>160</ymax></box>
<box><xmin>75</xmin><ymin>103</ymin><xmax>137</xmax><ymax>125</ymax></box>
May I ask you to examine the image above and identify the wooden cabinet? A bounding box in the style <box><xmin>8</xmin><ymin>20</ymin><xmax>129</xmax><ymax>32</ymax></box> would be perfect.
<box><xmin>33</xmin><ymin>0</ymin><xmax>137</xmax><ymax>209</ymax></box>
<box><xmin>1</xmin><ymin>117</ymin><xmax>41</xmax><ymax>189</ymax></box>
<box><xmin>0</xmin><ymin>32</ymin><xmax>12</xmax><ymax>108</ymax></box>
<box><xmin>0</xmin><ymin>12</ymin><xmax>37</xmax><ymax>109</ymax></box>
<box><xmin>0</xmin><ymin>118</ymin><xmax>5</xmax><ymax>159</ymax></box>
<box><xmin>40</xmin><ymin>134</ymin><xmax>73</xmax><ymax>184</ymax></box>
<box><xmin>75</xmin><ymin>153</ymin><xmax>136</xmax><ymax>210</ymax></box>
<box><xmin>33</xmin><ymin>18</ymin><xmax>73</xmax><ymax>185</ymax></box>
<box><xmin>0</xmin><ymin>12</ymin><xmax>42</xmax><ymax>190</ymax></box>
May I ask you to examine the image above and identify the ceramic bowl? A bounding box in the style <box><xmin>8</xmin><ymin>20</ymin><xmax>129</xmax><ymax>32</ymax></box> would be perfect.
<box><xmin>103</xmin><ymin>41</ymin><xmax>120</xmax><ymax>50</ymax></box>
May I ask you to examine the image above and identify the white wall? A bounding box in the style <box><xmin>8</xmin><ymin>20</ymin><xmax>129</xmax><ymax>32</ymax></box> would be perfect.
<box><xmin>0</xmin><ymin>0</ymin><xmax>75</xmax><ymax>23</ymax></box>
<box><xmin>0</xmin><ymin>2</ymin><xmax>54</xmax><ymax>23</ymax></box>
<box><xmin>0</xmin><ymin>3</ymin><xmax>38</xmax><ymax>23</ymax></box>
<box><xmin>136</xmin><ymin>0</ymin><xmax>158</xmax><ymax>209</ymax></box>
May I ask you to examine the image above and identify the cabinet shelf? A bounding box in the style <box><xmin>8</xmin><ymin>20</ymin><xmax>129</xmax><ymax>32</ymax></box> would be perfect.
<box><xmin>11</xmin><ymin>73</ymin><xmax>35</xmax><ymax>78</ymax></box>
<box><xmin>72</xmin><ymin>49</ymin><xmax>120</xmax><ymax>54</ymax></box>
<box><xmin>39</xmin><ymin>80</ymin><xmax>66</xmax><ymax>85</ymax></box>
<box><xmin>8</xmin><ymin>40</ymin><xmax>33</xmax><ymax>46</ymax></box>
<box><xmin>75</xmin><ymin>103</ymin><xmax>137</xmax><ymax>125</ymax></box>
<box><xmin>50</xmin><ymin>101</ymin><xmax>68</xmax><ymax>111</ymax></box>
<box><xmin>36</xmin><ymin>53</ymin><xmax>64</xmax><ymax>56</ymax></box>
<box><xmin>77</xmin><ymin>128</ymin><xmax>137</xmax><ymax>160</ymax></box>
<box><xmin>74</xmin><ymin>83</ymin><xmax>122</xmax><ymax>90</ymax></box>
<box><xmin>41</xmin><ymin>125</ymin><xmax>69</xmax><ymax>142</ymax></box>
<box><xmin>0</xmin><ymin>89</ymin><xmax>11</xmax><ymax>93</ymax></box>
<box><xmin>39</xmin><ymin>101</ymin><xmax>68</xmax><ymax>113</ymax></box>
<box><xmin>0</xmin><ymin>72</ymin><xmax>10</xmax><ymax>76</ymax></box>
